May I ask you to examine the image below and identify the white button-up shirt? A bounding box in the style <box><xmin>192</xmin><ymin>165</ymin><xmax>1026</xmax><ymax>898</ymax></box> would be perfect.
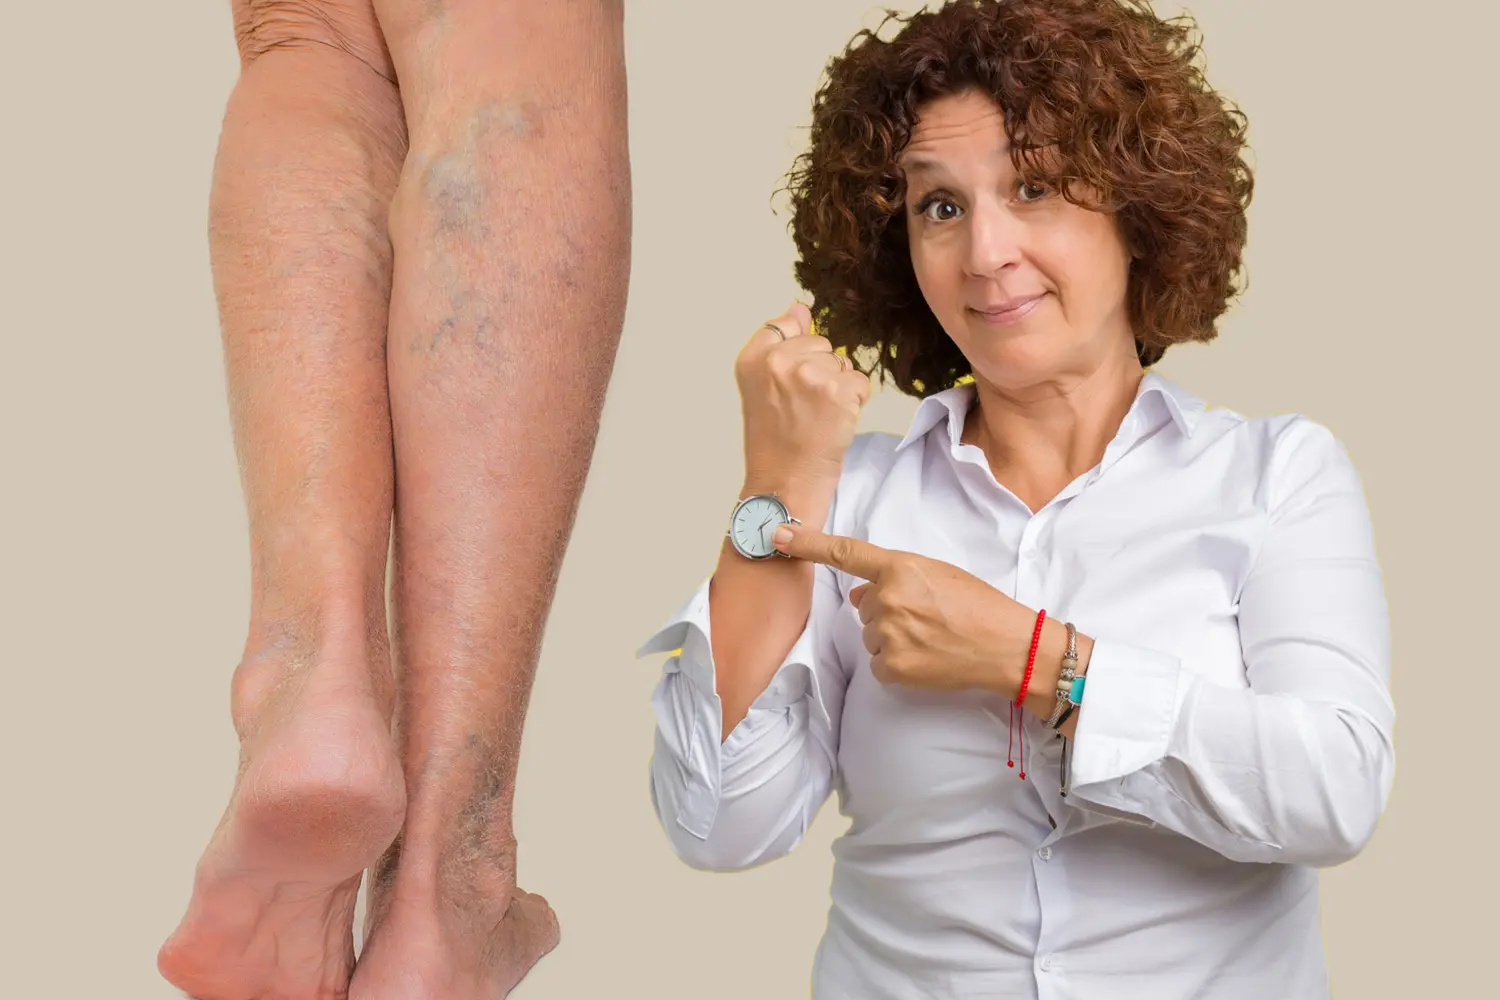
<box><xmin>636</xmin><ymin>372</ymin><xmax>1395</xmax><ymax>999</ymax></box>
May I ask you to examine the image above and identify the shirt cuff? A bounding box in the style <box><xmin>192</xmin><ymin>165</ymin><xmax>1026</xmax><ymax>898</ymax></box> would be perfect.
<box><xmin>636</xmin><ymin>574</ymin><xmax>833</xmax><ymax>719</ymax></box>
<box><xmin>1067</xmin><ymin>639</ymin><xmax>1190</xmax><ymax>792</ymax></box>
<box><xmin>635</xmin><ymin>577</ymin><xmax>716</xmax><ymax>696</ymax></box>
<box><xmin>637</xmin><ymin>575</ymin><xmax>830</xmax><ymax>839</ymax></box>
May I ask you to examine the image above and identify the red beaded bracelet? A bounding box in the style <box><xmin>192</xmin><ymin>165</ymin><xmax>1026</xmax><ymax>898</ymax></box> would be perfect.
<box><xmin>1017</xmin><ymin>608</ymin><xmax>1047</xmax><ymax>707</ymax></box>
<box><xmin>1007</xmin><ymin>608</ymin><xmax>1047</xmax><ymax>780</ymax></box>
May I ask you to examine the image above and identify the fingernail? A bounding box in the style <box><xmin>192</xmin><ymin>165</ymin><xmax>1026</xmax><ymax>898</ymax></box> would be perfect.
<box><xmin>773</xmin><ymin>525</ymin><xmax>793</xmax><ymax>548</ymax></box>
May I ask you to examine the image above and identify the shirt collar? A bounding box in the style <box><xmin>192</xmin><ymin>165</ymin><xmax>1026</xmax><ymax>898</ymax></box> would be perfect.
<box><xmin>893</xmin><ymin>384</ymin><xmax>972</xmax><ymax>453</ymax></box>
<box><xmin>892</xmin><ymin>369</ymin><xmax>1206</xmax><ymax>453</ymax></box>
<box><xmin>1140</xmin><ymin>370</ymin><xmax>1207</xmax><ymax>437</ymax></box>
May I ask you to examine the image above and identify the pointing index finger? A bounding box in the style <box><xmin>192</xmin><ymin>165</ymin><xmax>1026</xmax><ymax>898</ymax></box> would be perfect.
<box><xmin>774</xmin><ymin>524</ymin><xmax>894</xmax><ymax>581</ymax></box>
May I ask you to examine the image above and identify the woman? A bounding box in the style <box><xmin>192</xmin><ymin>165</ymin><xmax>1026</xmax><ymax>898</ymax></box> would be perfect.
<box><xmin>635</xmin><ymin>1</ymin><xmax>1394</xmax><ymax>997</ymax></box>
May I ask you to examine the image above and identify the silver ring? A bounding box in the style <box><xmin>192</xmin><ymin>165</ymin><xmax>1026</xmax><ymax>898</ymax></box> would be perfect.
<box><xmin>762</xmin><ymin>322</ymin><xmax>788</xmax><ymax>340</ymax></box>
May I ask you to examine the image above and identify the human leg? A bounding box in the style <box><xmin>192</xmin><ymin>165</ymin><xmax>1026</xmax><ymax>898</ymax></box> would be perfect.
<box><xmin>349</xmin><ymin>1</ymin><xmax>632</xmax><ymax>996</ymax></box>
<box><xmin>156</xmin><ymin>3</ymin><xmax>409</xmax><ymax>998</ymax></box>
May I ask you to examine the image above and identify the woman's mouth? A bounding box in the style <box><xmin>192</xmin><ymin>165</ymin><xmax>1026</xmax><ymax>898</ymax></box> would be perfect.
<box><xmin>970</xmin><ymin>294</ymin><xmax>1045</xmax><ymax>325</ymax></box>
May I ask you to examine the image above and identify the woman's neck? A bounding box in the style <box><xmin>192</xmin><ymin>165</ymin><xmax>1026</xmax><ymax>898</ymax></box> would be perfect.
<box><xmin>961</xmin><ymin>354</ymin><xmax>1146</xmax><ymax>513</ymax></box>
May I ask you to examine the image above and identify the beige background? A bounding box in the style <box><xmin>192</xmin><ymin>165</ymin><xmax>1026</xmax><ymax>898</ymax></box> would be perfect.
<box><xmin>1</xmin><ymin>0</ymin><xmax>1494</xmax><ymax>996</ymax></box>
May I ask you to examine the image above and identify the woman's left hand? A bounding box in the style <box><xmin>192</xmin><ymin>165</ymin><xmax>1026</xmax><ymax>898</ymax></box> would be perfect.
<box><xmin>772</xmin><ymin>522</ymin><xmax>1037</xmax><ymax>695</ymax></box>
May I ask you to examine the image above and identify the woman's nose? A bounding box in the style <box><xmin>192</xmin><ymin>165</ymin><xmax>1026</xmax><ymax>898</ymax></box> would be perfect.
<box><xmin>963</xmin><ymin>204</ymin><xmax>1026</xmax><ymax>278</ymax></box>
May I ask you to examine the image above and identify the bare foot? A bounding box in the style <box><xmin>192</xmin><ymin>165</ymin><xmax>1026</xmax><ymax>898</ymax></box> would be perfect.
<box><xmin>350</xmin><ymin>878</ymin><xmax>559</xmax><ymax>1000</ymax></box>
<box><xmin>158</xmin><ymin>646</ymin><xmax>405</xmax><ymax>1000</ymax></box>
<box><xmin>349</xmin><ymin>779</ymin><xmax>559</xmax><ymax>999</ymax></box>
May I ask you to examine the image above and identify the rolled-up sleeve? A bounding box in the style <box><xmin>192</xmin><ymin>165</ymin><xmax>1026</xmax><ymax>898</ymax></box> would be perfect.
<box><xmin>1066</xmin><ymin>418</ymin><xmax>1396</xmax><ymax>867</ymax></box>
<box><xmin>635</xmin><ymin>559</ymin><xmax>850</xmax><ymax>872</ymax></box>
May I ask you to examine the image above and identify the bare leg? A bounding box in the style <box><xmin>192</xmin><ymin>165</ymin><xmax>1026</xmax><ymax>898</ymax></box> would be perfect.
<box><xmin>157</xmin><ymin>4</ymin><xmax>409</xmax><ymax>998</ymax></box>
<box><xmin>349</xmin><ymin>1</ymin><xmax>631</xmax><ymax>996</ymax></box>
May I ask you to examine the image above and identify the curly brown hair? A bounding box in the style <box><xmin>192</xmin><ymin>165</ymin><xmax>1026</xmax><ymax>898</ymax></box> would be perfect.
<box><xmin>782</xmin><ymin>0</ymin><xmax>1254</xmax><ymax>396</ymax></box>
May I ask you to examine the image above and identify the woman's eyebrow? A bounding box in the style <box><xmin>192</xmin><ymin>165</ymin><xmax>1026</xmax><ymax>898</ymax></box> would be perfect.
<box><xmin>899</xmin><ymin>158</ymin><xmax>955</xmax><ymax>189</ymax></box>
<box><xmin>900</xmin><ymin>155</ymin><xmax>947</xmax><ymax>177</ymax></box>
<box><xmin>900</xmin><ymin>146</ymin><xmax>1015</xmax><ymax>181</ymax></box>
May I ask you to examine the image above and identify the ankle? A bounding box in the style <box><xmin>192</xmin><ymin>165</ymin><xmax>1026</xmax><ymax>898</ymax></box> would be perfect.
<box><xmin>391</xmin><ymin>852</ymin><xmax>523</xmax><ymax>923</ymax></box>
<box><xmin>376</xmin><ymin>789</ymin><xmax>519</xmax><ymax>908</ymax></box>
<box><xmin>230</xmin><ymin>602</ymin><xmax>392</xmax><ymax>739</ymax></box>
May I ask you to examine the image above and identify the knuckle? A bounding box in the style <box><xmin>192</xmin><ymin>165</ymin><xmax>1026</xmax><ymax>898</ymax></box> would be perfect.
<box><xmin>829</xmin><ymin>537</ymin><xmax>855</xmax><ymax>566</ymax></box>
<box><xmin>764</xmin><ymin>350</ymin><xmax>793</xmax><ymax>381</ymax></box>
<box><xmin>791</xmin><ymin>358</ymin><xmax>823</xmax><ymax>388</ymax></box>
<box><xmin>842</xmin><ymin>370</ymin><xmax>870</xmax><ymax>398</ymax></box>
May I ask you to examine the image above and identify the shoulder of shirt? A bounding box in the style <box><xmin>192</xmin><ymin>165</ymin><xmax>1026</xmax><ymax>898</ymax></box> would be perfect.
<box><xmin>1214</xmin><ymin>407</ymin><xmax>1348</xmax><ymax>457</ymax></box>
<box><xmin>1191</xmin><ymin>399</ymin><xmax>1345</xmax><ymax>457</ymax></box>
<box><xmin>1196</xmin><ymin>404</ymin><xmax>1361</xmax><ymax>513</ymax></box>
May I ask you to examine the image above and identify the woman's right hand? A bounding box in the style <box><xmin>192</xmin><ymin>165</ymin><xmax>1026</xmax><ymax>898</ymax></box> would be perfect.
<box><xmin>735</xmin><ymin>302</ymin><xmax>873</xmax><ymax>493</ymax></box>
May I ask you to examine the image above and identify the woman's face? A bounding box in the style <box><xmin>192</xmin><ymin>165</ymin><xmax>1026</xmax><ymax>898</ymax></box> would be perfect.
<box><xmin>899</xmin><ymin>89</ymin><xmax>1136</xmax><ymax>390</ymax></box>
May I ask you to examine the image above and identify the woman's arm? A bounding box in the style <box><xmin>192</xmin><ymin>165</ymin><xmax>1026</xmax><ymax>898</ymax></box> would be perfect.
<box><xmin>708</xmin><ymin>473</ymin><xmax>837</xmax><ymax>742</ymax></box>
<box><xmin>1064</xmin><ymin>418</ymin><xmax>1396</xmax><ymax>866</ymax></box>
<box><xmin>636</xmin><ymin>437</ymin><xmax>886</xmax><ymax>871</ymax></box>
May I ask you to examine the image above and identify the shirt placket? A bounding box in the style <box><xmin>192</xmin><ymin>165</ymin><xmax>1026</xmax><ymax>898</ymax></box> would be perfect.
<box><xmin>1013</xmin><ymin>494</ymin><xmax>1088</xmax><ymax>1000</ymax></box>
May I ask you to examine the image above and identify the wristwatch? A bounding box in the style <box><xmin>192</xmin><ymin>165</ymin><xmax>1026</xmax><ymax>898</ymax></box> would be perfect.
<box><xmin>727</xmin><ymin>492</ymin><xmax>801</xmax><ymax>561</ymax></box>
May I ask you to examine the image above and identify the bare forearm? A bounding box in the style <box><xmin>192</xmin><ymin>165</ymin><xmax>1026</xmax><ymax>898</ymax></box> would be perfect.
<box><xmin>710</xmin><ymin>476</ymin><xmax>837</xmax><ymax>741</ymax></box>
<box><xmin>213</xmin><ymin>51</ymin><xmax>407</xmax><ymax>651</ymax></box>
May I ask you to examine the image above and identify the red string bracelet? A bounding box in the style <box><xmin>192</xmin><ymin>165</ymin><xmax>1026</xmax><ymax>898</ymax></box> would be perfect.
<box><xmin>1007</xmin><ymin>608</ymin><xmax>1047</xmax><ymax>780</ymax></box>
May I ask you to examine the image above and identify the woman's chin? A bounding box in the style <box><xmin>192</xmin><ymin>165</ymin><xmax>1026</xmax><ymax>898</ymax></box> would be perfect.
<box><xmin>958</xmin><ymin>327</ymin><xmax>1063</xmax><ymax>386</ymax></box>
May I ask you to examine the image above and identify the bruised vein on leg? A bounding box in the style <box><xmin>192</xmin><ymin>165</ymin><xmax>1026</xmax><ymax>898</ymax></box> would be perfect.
<box><xmin>395</xmin><ymin>98</ymin><xmax>603</xmax><ymax>376</ymax></box>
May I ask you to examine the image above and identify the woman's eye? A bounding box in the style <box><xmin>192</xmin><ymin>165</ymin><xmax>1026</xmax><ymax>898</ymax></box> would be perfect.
<box><xmin>920</xmin><ymin>198</ymin><xmax>962</xmax><ymax>222</ymax></box>
<box><xmin>1017</xmin><ymin>181</ymin><xmax>1048</xmax><ymax>203</ymax></box>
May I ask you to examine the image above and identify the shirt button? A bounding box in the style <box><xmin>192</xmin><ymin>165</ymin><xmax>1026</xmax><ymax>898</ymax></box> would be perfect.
<box><xmin>1038</xmin><ymin>846</ymin><xmax>1052</xmax><ymax>861</ymax></box>
<box><xmin>1040</xmin><ymin>955</ymin><xmax>1055</xmax><ymax>972</ymax></box>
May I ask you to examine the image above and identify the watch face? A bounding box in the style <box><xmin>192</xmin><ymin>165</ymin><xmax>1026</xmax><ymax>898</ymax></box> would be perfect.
<box><xmin>730</xmin><ymin>494</ymin><xmax>790</xmax><ymax>559</ymax></box>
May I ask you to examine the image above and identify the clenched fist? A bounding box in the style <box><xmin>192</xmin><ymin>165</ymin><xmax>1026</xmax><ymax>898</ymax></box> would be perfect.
<box><xmin>735</xmin><ymin>302</ymin><xmax>872</xmax><ymax>492</ymax></box>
